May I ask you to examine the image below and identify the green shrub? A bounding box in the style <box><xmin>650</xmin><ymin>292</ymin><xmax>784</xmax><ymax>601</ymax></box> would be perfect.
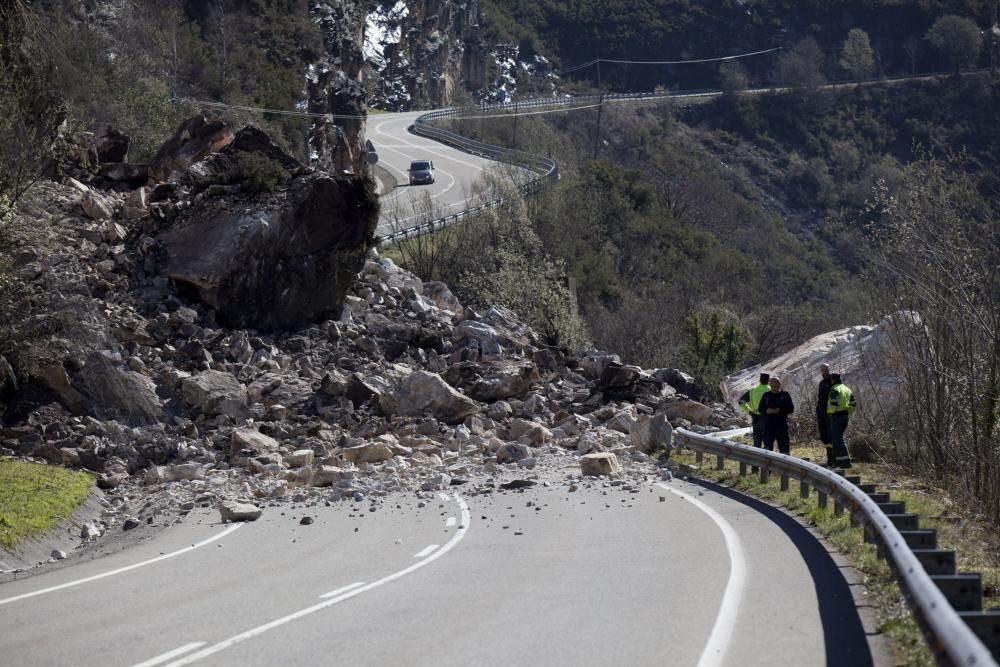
<box><xmin>237</xmin><ymin>152</ymin><xmax>290</xmax><ymax>194</ymax></box>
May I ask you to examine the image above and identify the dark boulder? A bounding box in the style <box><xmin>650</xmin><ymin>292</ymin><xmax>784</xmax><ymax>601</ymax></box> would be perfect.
<box><xmin>34</xmin><ymin>352</ymin><xmax>163</xmax><ymax>426</ymax></box>
<box><xmin>98</xmin><ymin>163</ymin><xmax>149</xmax><ymax>188</ymax></box>
<box><xmin>94</xmin><ymin>125</ymin><xmax>130</xmax><ymax>163</ymax></box>
<box><xmin>653</xmin><ymin>368</ymin><xmax>704</xmax><ymax>401</ymax></box>
<box><xmin>158</xmin><ymin>172</ymin><xmax>379</xmax><ymax>330</ymax></box>
<box><xmin>181</xmin><ymin>126</ymin><xmax>305</xmax><ymax>194</ymax></box>
<box><xmin>149</xmin><ymin>116</ymin><xmax>234</xmax><ymax>183</ymax></box>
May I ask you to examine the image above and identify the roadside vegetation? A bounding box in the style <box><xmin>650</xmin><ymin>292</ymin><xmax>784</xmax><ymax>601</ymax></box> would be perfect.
<box><xmin>0</xmin><ymin>459</ymin><xmax>94</xmax><ymax>549</ymax></box>
<box><xmin>383</xmin><ymin>170</ymin><xmax>590</xmax><ymax>351</ymax></box>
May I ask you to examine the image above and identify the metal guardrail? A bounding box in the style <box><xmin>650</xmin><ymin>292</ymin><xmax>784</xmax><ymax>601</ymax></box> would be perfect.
<box><xmin>379</xmin><ymin>108</ymin><xmax>560</xmax><ymax>244</ymax></box>
<box><xmin>673</xmin><ymin>427</ymin><xmax>998</xmax><ymax>667</ymax></box>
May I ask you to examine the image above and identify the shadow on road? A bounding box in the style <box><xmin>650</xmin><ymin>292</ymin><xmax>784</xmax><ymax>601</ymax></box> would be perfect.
<box><xmin>687</xmin><ymin>478</ymin><xmax>876</xmax><ymax>667</ymax></box>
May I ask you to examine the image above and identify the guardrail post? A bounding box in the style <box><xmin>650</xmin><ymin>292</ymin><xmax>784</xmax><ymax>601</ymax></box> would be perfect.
<box><xmin>695</xmin><ymin>450</ymin><xmax>703</xmax><ymax>464</ymax></box>
<box><xmin>739</xmin><ymin>462</ymin><xmax>747</xmax><ymax>477</ymax></box>
<box><xmin>834</xmin><ymin>499</ymin><xmax>843</xmax><ymax>516</ymax></box>
<box><xmin>800</xmin><ymin>478</ymin><xmax>810</xmax><ymax>499</ymax></box>
<box><xmin>817</xmin><ymin>490</ymin><xmax>828</xmax><ymax>509</ymax></box>
<box><xmin>715</xmin><ymin>455</ymin><xmax>724</xmax><ymax>471</ymax></box>
<box><xmin>780</xmin><ymin>474</ymin><xmax>789</xmax><ymax>491</ymax></box>
<box><xmin>759</xmin><ymin>467</ymin><xmax>769</xmax><ymax>483</ymax></box>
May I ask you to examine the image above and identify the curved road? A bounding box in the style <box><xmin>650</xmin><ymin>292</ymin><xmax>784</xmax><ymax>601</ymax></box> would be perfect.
<box><xmin>370</xmin><ymin>111</ymin><xmax>495</xmax><ymax>236</ymax></box>
<box><xmin>0</xmin><ymin>475</ymin><xmax>878</xmax><ymax>666</ymax></box>
<box><xmin>0</xmin><ymin>112</ymin><xmax>883</xmax><ymax>667</ymax></box>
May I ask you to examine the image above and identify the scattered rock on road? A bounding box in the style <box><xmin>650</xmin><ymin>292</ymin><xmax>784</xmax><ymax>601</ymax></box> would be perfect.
<box><xmin>219</xmin><ymin>501</ymin><xmax>263</xmax><ymax>523</ymax></box>
<box><xmin>580</xmin><ymin>452</ymin><xmax>622</xmax><ymax>477</ymax></box>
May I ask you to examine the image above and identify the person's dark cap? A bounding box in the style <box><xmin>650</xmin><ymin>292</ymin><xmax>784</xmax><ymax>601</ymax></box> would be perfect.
<box><xmin>830</xmin><ymin>373</ymin><xmax>842</xmax><ymax>384</ymax></box>
<box><xmin>759</xmin><ymin>373</ymin><xmax>770</xmax><ymax>384</ymax></box>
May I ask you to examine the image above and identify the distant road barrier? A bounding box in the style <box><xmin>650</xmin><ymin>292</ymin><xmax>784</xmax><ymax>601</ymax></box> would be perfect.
<box><xmin>674</xmin><ymin>427</ymin><xmax>999</xmax><ymax>667</ymax></box>
<box><xmin>381</xmin><ymin>69</ymin><xmax>980</xmax><ymax>244</ymax></box>
<box><xmin>379</xmin><ymin>108</ymin><xmax>559</xmax><ymax>244</ymax></box>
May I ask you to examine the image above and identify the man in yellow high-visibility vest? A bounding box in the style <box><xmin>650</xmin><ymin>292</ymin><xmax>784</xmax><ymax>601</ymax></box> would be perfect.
<box><xmin>739</xmin><ymin>373</ymin><xmax>771</xmax><ymax>448</ymax></box>
<box><xmin>826</xmin><ymin>373</ymin><xmax>857</xmax><ymax>468</ymax></box>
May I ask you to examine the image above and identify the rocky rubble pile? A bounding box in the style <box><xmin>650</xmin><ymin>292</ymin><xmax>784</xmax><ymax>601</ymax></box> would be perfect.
<box><xmin>0</xmin><ymin>120</ymin><xmax>743</xmax><ymax>560</ymax></box>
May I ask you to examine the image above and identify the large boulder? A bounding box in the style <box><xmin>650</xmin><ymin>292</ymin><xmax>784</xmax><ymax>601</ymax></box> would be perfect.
<box><xmin>93</xmin><ymin>124</ymin><xmax>130</xmax><ymax>163</ymax></box>
<box><xmin>441</xmin><ymin>361</ymin><xmax>540</xmax><ymax>402</ymax></box>
<box><xmin>181</xmin><ymin>126</ymin><xmax>303</xmax><ymax>193</ymax></box>
<box><xmin>651</xmin><ymin>368</ymin><xmax>695</xmax><ymax>400</ymax></box>
<box><xmin>629</xmin><ymin>412</ymin><xmax>673</xmax><ymax>454</ymax></box>
<box><xmin>720</xmin><ymin>313</ymin><xmax>912</xmax><ymax>424</ymax></box>
<box><xmin>0</xmin><ymin>354</ymin><xmax>18</xmax><ymax>399</ymax></box>
<box><xmin>230</xmin><ymin>428</ymin><xmax>280</xmax><ymax>459</ymax></box>
<box><xmin>219</xmin><ymin>501</ymin><xmax>262</xmax><ymax>523</ymax></box>
<box><xmin>157</xmin><ymin>172</ymin><xmax>378</xmax><ymax>330</ymax></box>
<box><xmin>662</xmin><ymin>399</ymin><xmax>714</xmax><ymax>425</ymax></box>
<box><xmin>381</xmin><ymin>370</ymin><xmax>479</xmax><ymax>424</ymax></box>
<box><xmin>35</xmin><ymin>352</ymin><xmax>162</xmax><ymax>425</ymax></box>
<box><xmin>580</xmin><ymin>452</ymin><xmax>622</xmax><ymax>477</ymax></box>
<box><xmin>149</xmin><ymin>116</ymin><xmax>234</xmax><ymax>183</ymax></box>
<box><xmin>181</xmin><ymin>370</ymin><xmax>248</xmax><ymax>418</ymax></box>
<box><xmin>455</xmin><ymin>306</ymin><xmax>537</xmax><ymax>358</ymax></box>
<box><xmin>343</xmin><ymin>438</ymin><xmax>395</xmax><ymax>463</ymax></box>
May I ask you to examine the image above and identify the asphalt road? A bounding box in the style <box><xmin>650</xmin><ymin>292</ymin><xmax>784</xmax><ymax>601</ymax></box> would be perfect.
<box><xmin>369</xmin><ymin>111</ymin><xmax>515</xmax><ymax>237</ymax></box>
<box><xmin>0</xmin><ymin>476</ymin><xmax>878</xmax><ymax>666</ymax></box>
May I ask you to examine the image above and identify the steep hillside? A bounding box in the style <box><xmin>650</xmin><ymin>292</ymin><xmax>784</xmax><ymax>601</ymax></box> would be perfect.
<box><xmin>485</xmin><ymin>0</ymin><xmax>996</xmax><ymax>90</ymax></box>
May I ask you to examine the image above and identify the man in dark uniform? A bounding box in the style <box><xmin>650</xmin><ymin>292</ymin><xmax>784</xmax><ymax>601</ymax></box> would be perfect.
<box><xmin>759</xmin><ymin>376</ymin><xmax>795</xmax><ymax>455</ymax></box>
<box><xmin>816</xmin><ymin>364</ymin><xmax>833</xmax><ymax>465</ymax></box>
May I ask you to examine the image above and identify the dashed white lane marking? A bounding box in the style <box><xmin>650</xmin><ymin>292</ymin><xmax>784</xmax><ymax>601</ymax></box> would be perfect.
<box><xmin>445</xmin><ymin>517</ymin><xmax>457</xmax><ymax>527</ymax></box>
<box><xmin>413</xmin><ymin>545</ymin><xmax>438</xmax><ymax>559</ymax></box>
<box><xmin>657</xmin><ymin>482</ymin><xmax>747</xmax><ymax>667</ymax></box>
<box><xmin>162</xmin><ymin>494</ymin><xmax>472</xmax><ymax>666</ymax></box>
<box><xmin>319</xmin><ymin>582</ymin><xmax>366</xmax><ymax>599</ymax></box>
<box><xmin>0</xmin><ymin>524</ymin><xmax>243</xmax><ymax>607</ymax></box>
<box><xmin>372</xmin><ymin>116</ymin><xmax>490</xmax><ymax>172</ymax></box>
<box><xmin>129</xmin><ymin>642</ymin><xmax>206</xmax><ymax>667</ymax></box>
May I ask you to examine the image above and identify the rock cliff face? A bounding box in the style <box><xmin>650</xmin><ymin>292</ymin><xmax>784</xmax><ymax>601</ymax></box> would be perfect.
<box><xmin>309</xmin><ymin>1</ymin><xmax>371</xmax><ymax>176</ymax></box>
<box><xmin>366</xmin><ymin>0</ymin><xmax>487</xmax><ymax>110</ymax></box>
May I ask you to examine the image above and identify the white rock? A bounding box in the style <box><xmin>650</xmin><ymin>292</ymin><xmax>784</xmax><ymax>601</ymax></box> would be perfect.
<box><xmin>721</xmin><ymin>312</ymin><xmax>915</xmax><ymax>424</ymax></box>
<box><xmin>381</xmin><ymin>370</ymin><xmax>479</xmax><ymax>424</ymax></box>
<box><xmin>580</xmin><ymin>452</ymin><xmax>622</xmax><ymax>477</ymax></box>
<box><xmin>181</xmin><ymin>370</ymin><xmax>248</xmax><ymax>418</ymax></box>
<box><xmin>219</xmin><ymin>501</ymin><xmax>263</xmax><ymax>523</ymax></box>
<box><xmin>344</xmin><ymin>438</ymin><xmax>395</xmax><ymax>464</ymax></box>
<box><xmin>495</xmin><ymin>442</ymin><xmax>531</xmax><ymax>464</ymax></box>
<box><xmin>285</xmin><ymin>450</ymin><xmax>315</xmax><ymax>467</ymax></box>
<box><xmin>629</xmin><ymin>412</ymin><xmax>673</xmax><ymax>454</ymax></box>
<box><xmin>231</xmin><ymin>428</ymin><xmax>280</xmax><ymax>457</ymax></box>
<box><xmin>312</xmin><ymin>465</ymin><xmax>353</xmax><ymax>487</ymax></box>
<box><xmin>81</xmin><ymin>191</ymin><xmax>114</xmax><ymax>220</ymax></box>
<box><xmin>662</xmin><ymin>399</ymin><xmax>714</xmax><ymax>425</ymax></box>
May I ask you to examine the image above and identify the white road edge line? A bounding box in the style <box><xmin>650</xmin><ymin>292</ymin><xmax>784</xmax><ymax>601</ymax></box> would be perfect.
<box><xmin>130</xmin><ymin>642</ymin><xmax>206</xmax><ymax>667</ymax></box>
<box><xmin>319</xmin><ymin>581</ymin><xmax>366</xmax><ymax>599</ymax></box>
<box><xmin>657</xmin><ymin>482</ymin><xmax>747</xmax><ymax>667</ymax></box>
<box><xmin>162</xmin><ymin>494</ymin><xmax>472</xmax><ymax>667</ymax></box>
<box><xmin>0</xmin><ymin>524</ymin><xmax>244</xmax><ymax>607</ymax></box>
<box><xmin>445</xmin><ymin>516</ymin><xmax>457</xmax><ymax>527</ymax></box>
<box><xmin>413</xmin><ymin>545</ymin><xmax>438</xmax><ymax>559</ymax></box>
